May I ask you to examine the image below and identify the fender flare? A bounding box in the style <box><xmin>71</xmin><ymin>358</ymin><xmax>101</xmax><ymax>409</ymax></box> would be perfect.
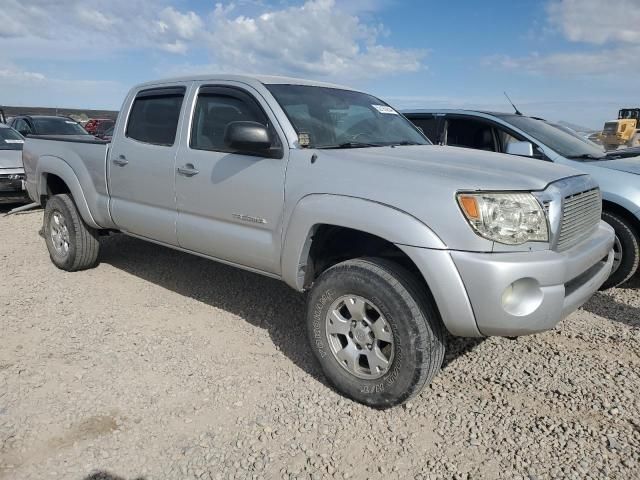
<box><xmin>280</xmin><ymin>194</ymin><xmax>446</xmax><ymax>290</ymax></box>
<box><xmin>602</xmin><ymin>192</ymin><xmax>640</xmax><ymax>224</ymax></box>
<box><xmin>36</xmin><ymin>155</ymin><xmax>101</xmax><ymax>229</ymax></box>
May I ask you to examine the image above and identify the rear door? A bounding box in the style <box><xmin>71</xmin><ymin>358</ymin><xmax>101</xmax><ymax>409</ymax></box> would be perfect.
<box><xmin>108</xmin><ymin>84</ymin><xmax>190</xmax><ymax>245</ymax></box>
<box><xmin>173</xmin><ymin>82</ymin><xmax>288</xmax><ymax>274</ymax></box>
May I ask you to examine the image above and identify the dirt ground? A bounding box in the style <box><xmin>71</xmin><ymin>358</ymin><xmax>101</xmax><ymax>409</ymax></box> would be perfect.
<box><xmin>0</xmin><ymin>205</ymin><xmax>638</xmax><ymax>480</ymax></box>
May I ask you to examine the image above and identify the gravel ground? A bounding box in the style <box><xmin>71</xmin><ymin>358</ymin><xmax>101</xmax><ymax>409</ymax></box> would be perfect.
<box><xmin>0</xmin><ymin>206</ymin><xmax>639</xmax><ymax>480</ymax></box>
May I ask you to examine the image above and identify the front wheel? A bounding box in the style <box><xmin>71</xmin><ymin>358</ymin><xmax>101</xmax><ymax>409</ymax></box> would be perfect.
<box><xmin>306</xmin><ymin>257</ymin><xmax>445</xmax><ymax>408</ymax></box>
<box><xmin>600</xmin><ymin>211</ymin><xmax>639</xmax><ymax>289</ymax></box>
<box><xmin>43</xmin><ymin>194</ymin><xmax>100</xmax><ymax>271</ymax></box>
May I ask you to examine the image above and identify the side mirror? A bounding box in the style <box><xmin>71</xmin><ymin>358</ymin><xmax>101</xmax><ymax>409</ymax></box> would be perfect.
<box><xmin>224</xmin><ymin>121</ymin><xmax>275</xmax><ymax>156</ymax></box>
<box><xmin>506</xmin><ymin>141</ymin><xmax>534</xmax><ymax>157</ymax></box>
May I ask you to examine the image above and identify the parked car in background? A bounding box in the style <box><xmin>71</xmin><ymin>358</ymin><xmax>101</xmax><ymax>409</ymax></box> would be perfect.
<box><xmin>84</xmin><ymin>118</ymin><xmax>115</xmax><ymax>136</ymax></box>
<box><xmin>0</xmin><ymin>123</ymin><xmax>28</xmax><ymax>203</ymax></box>
<box><xmin>95</xmin><ymin>124</ymin><xmax>114</xmax><ymax>141</ymax></box>
<box><xmin>22</xmin><ymin>75</ymin><xmax>614</xmax><ymax>407</ymax></box>
<box><xmin>8</xmin><ymin>115</ymin><xmax>91</xmax><ymax>137</ymax></box>
<box><xmin>404</xmin><ymin>109</ymin><xmax>639</xmax><ymax>289</ymax></box>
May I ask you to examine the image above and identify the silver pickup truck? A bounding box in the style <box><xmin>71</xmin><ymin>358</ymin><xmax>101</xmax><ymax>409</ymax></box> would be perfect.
<box><xmin>23</xmin><ymin>75</ymin><xmax>614</xmax><ymax>407</ymax></box>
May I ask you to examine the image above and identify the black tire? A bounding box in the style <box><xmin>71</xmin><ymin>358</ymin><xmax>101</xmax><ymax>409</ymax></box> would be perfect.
<box><xmin>306</xmin><ymin>257</ymin><xmax>445</xmax><ymax>408</ymax></box>
<box><xmin>43</xmin><ymin>194</ymin><xmax>100</xmax><ymax>271</ymax></box>
<box><xmin>600</xmin><ymin>210</ymin><xmax>639</xmax><ymax>290</ymax></box>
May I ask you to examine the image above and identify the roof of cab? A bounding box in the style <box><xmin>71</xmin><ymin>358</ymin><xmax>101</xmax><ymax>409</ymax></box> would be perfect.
<box><xmin>134</xmin><ymin>74</ymin><xmax>356</xmax><ymax>92</ymax></box>
<box><xmin>402</xmin><ymin>108</ymin><xmax>516</xmax><ymax>117</ymax></box>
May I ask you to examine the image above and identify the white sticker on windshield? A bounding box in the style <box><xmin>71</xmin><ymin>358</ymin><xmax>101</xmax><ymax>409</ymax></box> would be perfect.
<box><xmin>4</xmin><ymin>139</ymin><xmax>24</xmax><ymax>144</ymax></box>
<box><xmin>65</xmin><ymin>120</ymin><xmax>77</xmax><ymax>124</ymax></box>
<box><xmin>372</xmin><ymin>104</ymin><xmax>398</xmax><ymax>115</ymax></box>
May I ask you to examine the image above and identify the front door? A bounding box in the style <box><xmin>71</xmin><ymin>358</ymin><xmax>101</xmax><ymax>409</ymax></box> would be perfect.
<box><xmin>108</xmin><ymin>84</ymin><xmax>190</xmax><ymax>245</ymax></box>
<box><xmin>174</xmin><ymin>83</ymin><xmax>288</xmax><ymax>274</ymax></box>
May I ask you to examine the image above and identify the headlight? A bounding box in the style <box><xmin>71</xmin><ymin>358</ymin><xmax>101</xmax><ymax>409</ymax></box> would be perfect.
<box><xmin>457</xmin><ymin>192</ymin><xmax>548</xmax><ymax>245</ymax></box>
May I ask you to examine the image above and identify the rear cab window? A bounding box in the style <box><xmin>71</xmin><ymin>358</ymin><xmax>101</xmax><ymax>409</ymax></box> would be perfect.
<box><xmin>126</xmin><ymin>87</ymin><xmax>186</xmax><ymax>146</ymax></box>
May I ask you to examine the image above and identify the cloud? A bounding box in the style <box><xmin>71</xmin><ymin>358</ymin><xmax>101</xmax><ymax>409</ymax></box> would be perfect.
<box><xmin>548</xmin><ymin>0</ymin><xmax>640</xmax><ymax>45</ymax></box>
<box><xmin>0</xmin><ymin>0</ymin><xmax>204</xmax><ymax>57</ymax></box>
<box><xmin>0</xmin><ymin>0</ymin><xmax>423</xmax><ymax>77</ymax></box>
<box><xmin>489</xmin><ymin>0</ymin><xmax>640</xmax><ymax>77</ymax></box>
<box><xmin>0</xmin><ymin>0</ymin><xmax>423</xmax><ymax>108</ymax></box>
<box><xmin>0</xmin><ymin>64</ymin><xmax>126</xmax><ymax>109</ymax></box>
<box><xmin>485</xmin><ymin>46</ymin><xmax>640</xmax><ymax>77</ymax></box>
<box><xmin>203</xmin><ymin>0</ymin><xmax>424</xmax><ymax>79</ymax></box>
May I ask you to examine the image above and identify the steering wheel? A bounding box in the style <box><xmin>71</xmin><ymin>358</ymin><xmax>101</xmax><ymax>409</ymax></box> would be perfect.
<box><xmin>344</xmin><ymin>119</ymin><xmax>378</xmax><ymax>142</ymax></box>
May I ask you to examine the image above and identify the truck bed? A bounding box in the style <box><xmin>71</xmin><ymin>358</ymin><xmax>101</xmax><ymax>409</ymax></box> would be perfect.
<box><xmin>22</xmin><ymin>135</ymin><xmax>114</xmax><ymax>228</ymax></box>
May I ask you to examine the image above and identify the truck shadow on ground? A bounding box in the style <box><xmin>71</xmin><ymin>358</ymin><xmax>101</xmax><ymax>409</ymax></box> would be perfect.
<box><xmin>83</xmin><ymin>472</ymin><xmax>144</xmax><ymax>480</ymax></box>
<box><xmin>98</xmin><ymin>233</ymin><xmax>482</xmax><ymax>388</ymax></box>
<box><xmin>582</xmin><ymin>276</ymin><xmax>640</xmax><ymax>329</ymax></box>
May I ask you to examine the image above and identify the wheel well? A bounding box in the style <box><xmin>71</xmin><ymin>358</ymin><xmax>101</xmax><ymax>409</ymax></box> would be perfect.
<box><xmin>303</xmin><ymin>225</ymin><xmax>424</xmax><ymax>288</ymax></box>
<box><xmin>602</xmin><ymin>201</ymin><xmax>640</xmax><ymax>234</ymax></box>
<box><xmin>41</xmin><ymin>173</ymin><xmax>71</xmax><ymax>205</ymax></box>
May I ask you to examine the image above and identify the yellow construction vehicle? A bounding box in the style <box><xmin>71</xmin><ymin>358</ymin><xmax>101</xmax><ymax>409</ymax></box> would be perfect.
<box><xmin>602</xmin><ymin>108</ymin><xmax>640</xmax><ymax>150</ymax></box>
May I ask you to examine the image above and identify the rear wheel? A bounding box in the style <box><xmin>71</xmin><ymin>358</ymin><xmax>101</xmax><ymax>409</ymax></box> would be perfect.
<box><xmin>306</xmin><ymin>257</ymin><xmax>445</xmax><ymax>408</ymax></box>
<box><xmin>43</xmin><ymin>194</ymin><xmax>100</xmax><ymax>271</ymax></box>
<box><xmin>600</xmin><ymin>211</ymin><xmax>639</xmax><ymax>289</ymax></box>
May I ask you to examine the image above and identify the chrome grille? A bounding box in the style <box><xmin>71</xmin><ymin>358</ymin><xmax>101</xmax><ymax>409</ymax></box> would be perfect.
<box><xmin>557</xmin><ymin>188</ymin><xmax>601</xmax><ymax>251</ymax></box>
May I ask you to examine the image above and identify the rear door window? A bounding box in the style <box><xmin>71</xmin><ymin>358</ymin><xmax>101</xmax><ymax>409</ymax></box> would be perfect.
<box><xmin>409</xmin><ymin>115</ymin><xmax>439</xmax><ymax>143</ymax></box>
<box><xmin>126</xmin><ymin>87</ymin><xmax>185</xmax><ymax>146</ymax></box>
<box><xmin>445</xmin><ymin>117</ymin><xmax>497</xmax><ymax>152</ymax></box>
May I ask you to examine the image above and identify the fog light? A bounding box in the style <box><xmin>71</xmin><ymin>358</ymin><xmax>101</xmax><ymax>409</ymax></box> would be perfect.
<box><xmin>501</xmin><ymin>278</ymin><xmax>544</xmax><ymax>317</ymax></box>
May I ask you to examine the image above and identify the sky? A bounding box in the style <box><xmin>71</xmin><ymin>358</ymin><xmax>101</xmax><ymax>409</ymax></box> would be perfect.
<box><xmin>1</xmin><ymin>0</ymin><xmax>639</xmax><ymax>129</ymax></box>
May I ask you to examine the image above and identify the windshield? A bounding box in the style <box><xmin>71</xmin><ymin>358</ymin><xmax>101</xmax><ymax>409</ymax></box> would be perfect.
<box><xmin>0</xmin><ymin>127</ymin><xmax>24</xmax><ymax>150</ymax></box>
<box><xmin>33</xmin><ymin>118</ymin><xmax>89</xmax><ymax>136</ymax></box>
<box><xmin>504</xmin><ymin>115</ymin><xmax>605</xmax><ymax>159</ymax></box>
<box><xmin>266</xmin><ymin>85</ymin><xmax>429</xmax><ymax>149</ymax></box>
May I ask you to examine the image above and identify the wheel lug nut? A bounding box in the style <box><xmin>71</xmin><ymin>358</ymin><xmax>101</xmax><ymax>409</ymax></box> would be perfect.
<box><xmin>367</xmin><ymin>344</ymin><xmax>372</xmax><ymax>350</ymax></box>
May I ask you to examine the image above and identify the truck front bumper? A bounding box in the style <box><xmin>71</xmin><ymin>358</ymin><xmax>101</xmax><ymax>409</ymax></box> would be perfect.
<box><xmin>401</xmin><ymin>221</ymin><xmax>615</xmax><ymax>337</ymax></box>
<box><xmin>0</xmin><ymin>169</ymin><xmax>28</xmax><ymax>204</ymax></box>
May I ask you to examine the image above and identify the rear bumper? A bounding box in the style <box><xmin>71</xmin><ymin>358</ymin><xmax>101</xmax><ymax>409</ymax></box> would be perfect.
<box><xmin>401</xmin><ymin>221</ymin><xmax>615</xmax><ymax>337</ymax></box>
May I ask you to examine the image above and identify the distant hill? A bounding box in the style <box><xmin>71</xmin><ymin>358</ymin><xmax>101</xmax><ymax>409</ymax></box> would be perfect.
<box><xmin>556</xmin><ymin>120</ymin><xmax>596</xmax><ymax>134</ymax></box>
<box><xmin>0</xmin><ymin>105</ymin><xmax>118</xmax><ymax>124</ymax></box>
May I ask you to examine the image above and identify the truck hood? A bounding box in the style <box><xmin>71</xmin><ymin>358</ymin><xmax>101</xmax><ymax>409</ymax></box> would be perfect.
<box><xmin>0</xmin><ymin>150</ymin><xmax>23</xmax><ymax>170</ymax></box>
<box><xmin>330</xmin><ymin>145</ymin><xmax>580</xmax><ymax>191</ymax></box>
<box><xmin>593</xmin><ymin>157</ymin><xmax>640</xmax><ymax>175</ymax></box>
<box><xmin>289</xmin><ymin>144</ymin><xmax>589</xmax><ymax>252</ymax></box>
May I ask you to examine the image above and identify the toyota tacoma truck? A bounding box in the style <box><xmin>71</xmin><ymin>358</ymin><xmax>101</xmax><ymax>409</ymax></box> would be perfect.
<box><xmin>23</xmin><ymin>75</ymin><xmax>615</xmax><ymax>408</ymax></box>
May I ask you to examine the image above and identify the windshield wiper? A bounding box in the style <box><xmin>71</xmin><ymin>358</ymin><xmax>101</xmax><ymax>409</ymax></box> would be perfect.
<box><xmin>387</xmin><ymin>141</ymin><xmax>424</xmax><ymax>146</ymax></box>
<box><xmin>316</xmin><ymin>141</ymin><xmax>382</xmax><ymax>149</ymax></box>
<box><xmin>565</xmin><ymin>153</ymin><xmax>605</xmax><ymax>161</ymax></box>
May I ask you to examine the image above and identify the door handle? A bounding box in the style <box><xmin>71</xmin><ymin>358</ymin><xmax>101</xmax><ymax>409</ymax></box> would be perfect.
<box><xmin>177</xmin><ymin>164</ymin><xmax>199</xmax><ymax>177</ymax></box>
<box><xmin>112</xmin><ymin>155</ymin><xmax>128</xmax><ymax>166</ymax></box>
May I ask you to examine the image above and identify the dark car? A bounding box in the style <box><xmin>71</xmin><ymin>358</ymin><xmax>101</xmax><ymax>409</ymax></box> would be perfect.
<box><xmin>0</xmin><ymin>124</ymin><xmax>28</xmax><ymax>203</ymax></box>
<box><xmin>9</xmin><ymin>115</ymin><xmax>91</xmax><ymax>137</ymax></box>
<box><xmin>85</xmin><ymin>118</ymin><xmax>115</xmax><ymax>135</ymax></box>
<box><xmin>95</xmin><ymin>124</ymin><xmax>114</xmax><ymax>141</ymax></box>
